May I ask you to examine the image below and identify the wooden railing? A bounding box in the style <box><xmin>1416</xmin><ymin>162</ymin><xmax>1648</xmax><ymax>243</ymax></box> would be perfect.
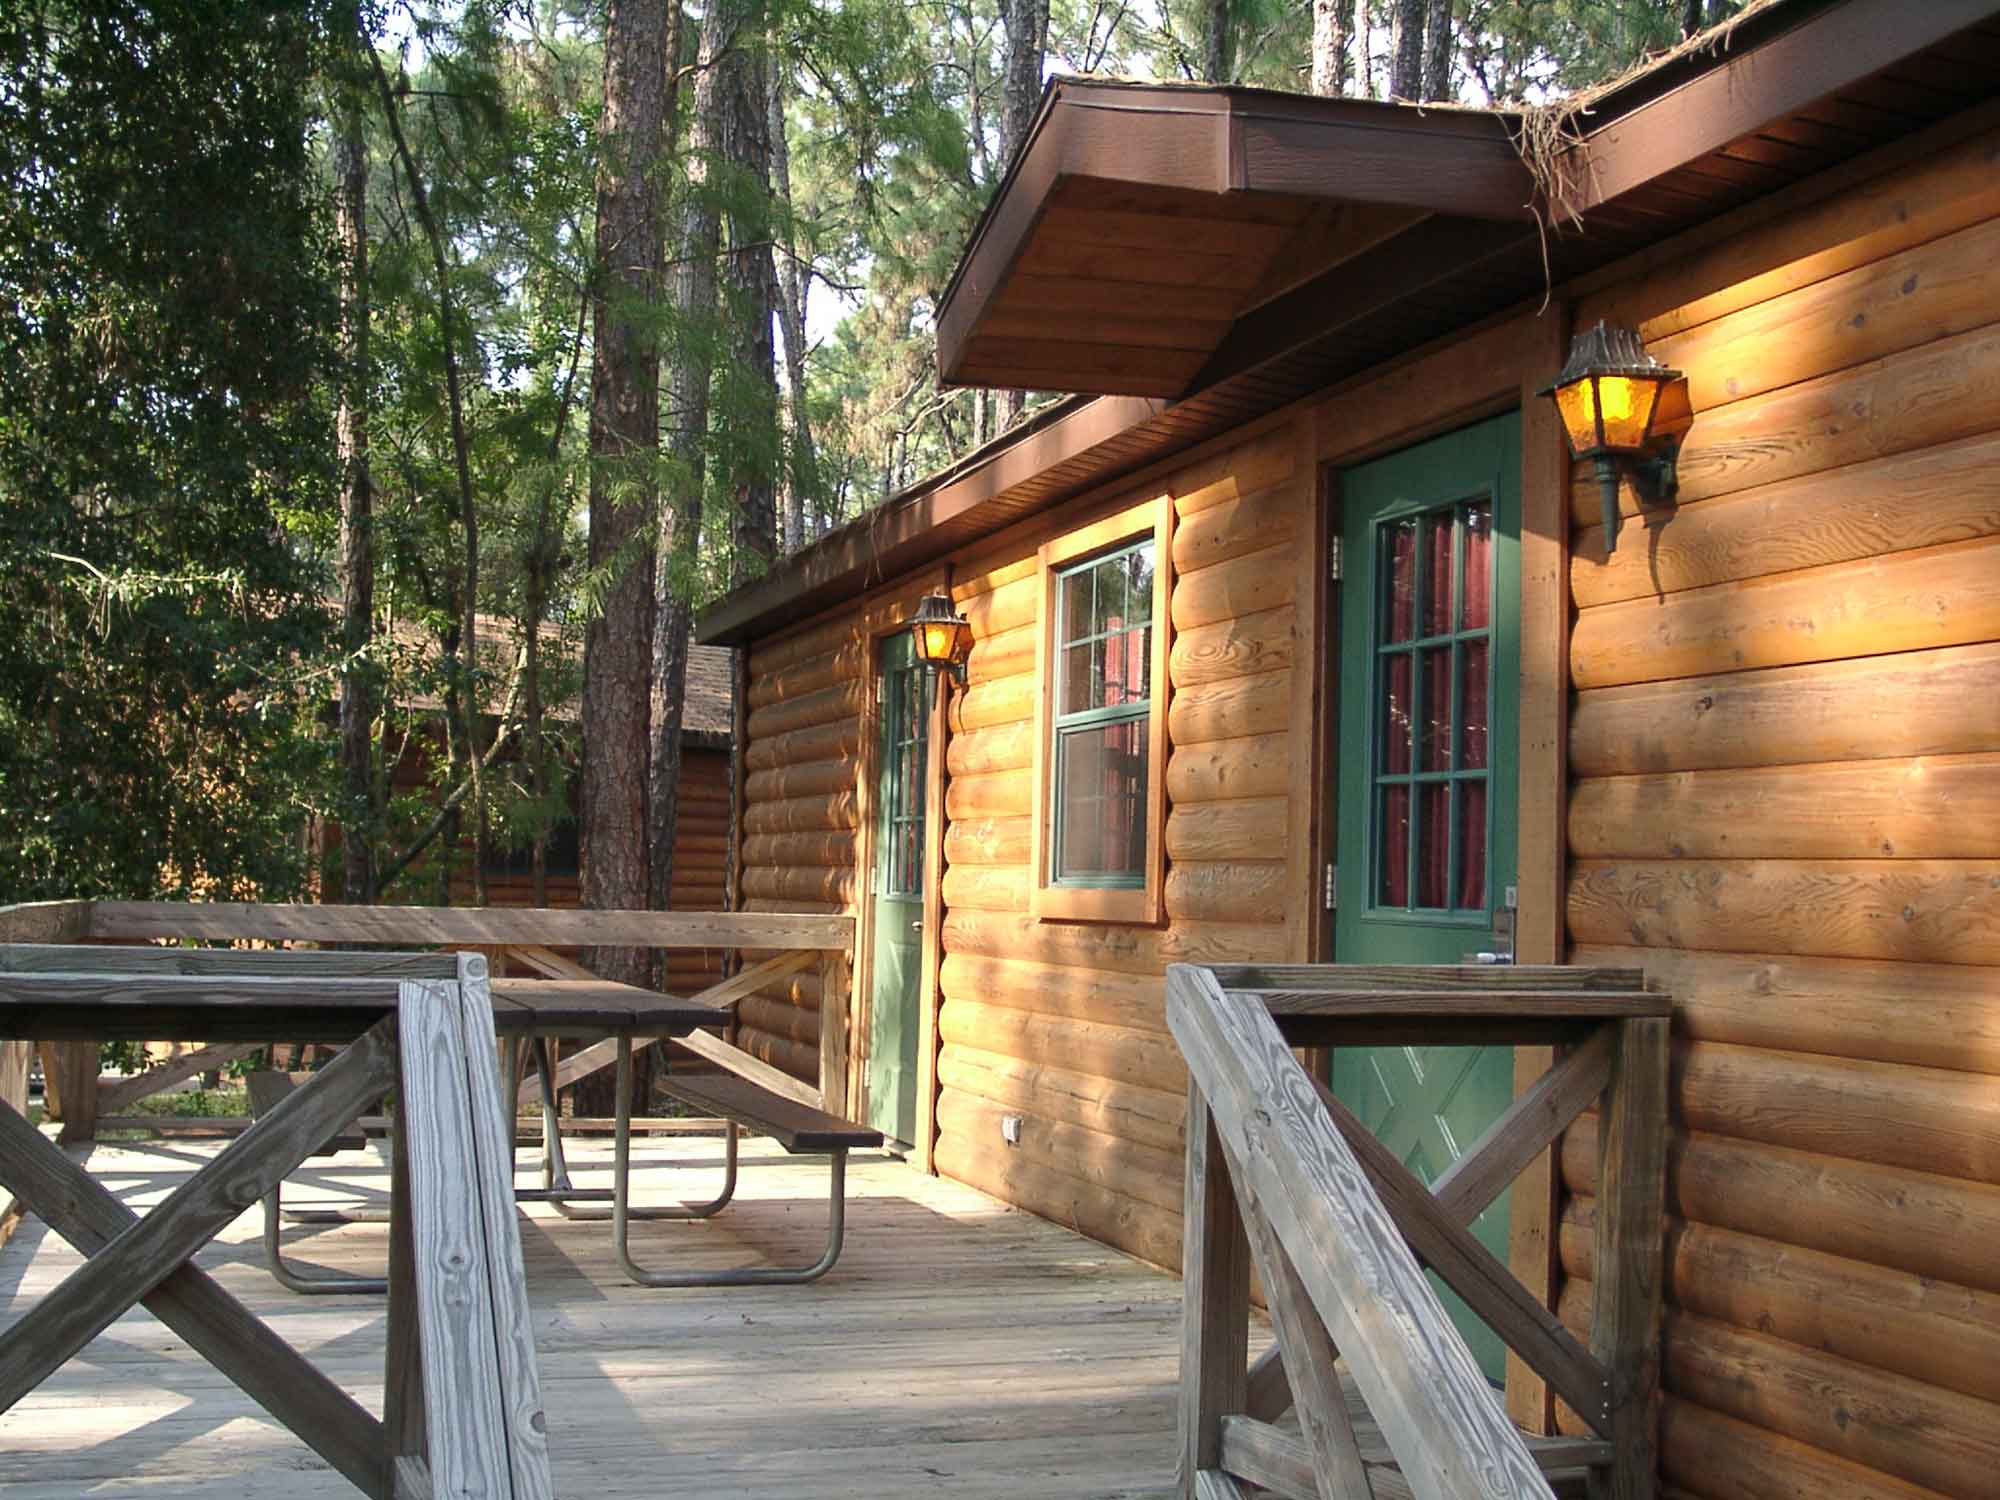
<box><xmin>0</xmin><ymin>901</ymin><xmax>854</xmax><ymax>1145</ymax></box>
<box><xmin>1167</xmin><ymin>962</ymin><xmax>1670</xmax><ymax>1500</ymax></box>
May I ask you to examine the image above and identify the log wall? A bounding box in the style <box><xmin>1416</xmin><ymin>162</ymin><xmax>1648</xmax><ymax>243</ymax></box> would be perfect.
<box><xmin>1554</xmin><ymin>120</ymin><xmax>2000</xmax><ymax>1500</ymax></box>
<box><xmin>735</xmin><ymin>427</ymin><xmax>1308</xmax><ymax>1260</ymax></box>
<box><xmin>734</xmin><ymin>615</ymin><xmax>865</xmax><ymax>1082</ymax></box>
<box><xmin>928</xmin><ymin>427</ymin><xmax>1306</xmax><ymax>1266</ymax></box>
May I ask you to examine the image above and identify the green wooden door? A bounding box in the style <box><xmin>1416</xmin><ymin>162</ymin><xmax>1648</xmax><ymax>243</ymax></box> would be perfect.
<box><xmin>868</xmin><ymin>633</ymin><xmax>929</xmax><ymax>1147</ymax></box>
<box><xmin>1332</xmin><ymin>411</ymin><xmax>1521</xmax><ymax>1384</ymax></box>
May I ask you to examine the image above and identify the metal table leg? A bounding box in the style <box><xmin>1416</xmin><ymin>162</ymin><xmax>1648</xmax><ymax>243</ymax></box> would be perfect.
<box><xmin>610</xmin><ymin>1035</ymin><xmax>849</xmax><ymax>1288</ymax></box>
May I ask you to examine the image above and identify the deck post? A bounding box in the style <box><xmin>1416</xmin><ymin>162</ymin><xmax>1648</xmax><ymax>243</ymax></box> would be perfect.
<box><xmin>1589</xmin><ymin>1016</ymin><xmax>1669</xmax><ymax>1500</ymax></box>
<box><xmin>53</xmin><ymin>1040</ymin><xmax>99</xmax><ymax>1144</ymax></box>
<box><xmin>1179</xmin><ymin>1080</ymin><xmax>1249</xmax><ymax>1498</ymax></box>
<box><xmin>818</xmin><ymin>947</ymin><xmax>849</xmax><ymax>1119</ymax></box>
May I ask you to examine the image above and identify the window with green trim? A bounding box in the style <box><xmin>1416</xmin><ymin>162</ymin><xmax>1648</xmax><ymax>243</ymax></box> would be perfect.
<box><xmin>1050</xmin><ymin>539</ymin><xmax>1155</xmax><ymax>887</ymax></box>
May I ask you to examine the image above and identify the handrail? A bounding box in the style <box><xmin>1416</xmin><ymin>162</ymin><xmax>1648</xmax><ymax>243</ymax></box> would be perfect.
<box><xmin>1168</xmin><ymin>961</ymin><xmax>1555</xmax><ymax>1500</ymax></box>
<box><xmin>74</xmin><ymin>900</ymin><xmax>852</xmax><ymax>953</ymax></box>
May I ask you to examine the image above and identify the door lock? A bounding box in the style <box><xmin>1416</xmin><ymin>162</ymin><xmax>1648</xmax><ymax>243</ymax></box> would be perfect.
<box><xmin>1464</xmin><ymin>884</ymin><xmax>1518</xmax><ymax>965</ymax></box>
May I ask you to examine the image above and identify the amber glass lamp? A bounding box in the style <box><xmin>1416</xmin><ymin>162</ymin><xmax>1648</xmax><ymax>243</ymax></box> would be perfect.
<box><xmin>909</xmin><ymin>592</ymin><xmax>973</xmax><ymax>684</ymax></box>
<box><xmin>1541</xmin><ymin>320</ymin><xmax>1687</xmax><ymax>553</ymax></box>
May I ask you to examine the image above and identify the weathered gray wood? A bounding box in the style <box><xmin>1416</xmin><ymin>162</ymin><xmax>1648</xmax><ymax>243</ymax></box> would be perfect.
<box><xmin>1194</xmin><ymin>1466</ymin><xmax>1255</xmax><ymax>1500</ymax></box>
<box><xmin>394</xmin><ymin>1455</ymin><xmax>435</xmax><ymax>1500</ymax></box>
<box><xmin>677</xmin><ymin>1027</ymin><xmax>825</xmax><ymax>1110</ymax></box>
<box><xmin>1219</xmin><ymin>1415</ymin><xmax>1320</xmax><ymax>1500</ymax></box>
<box><xmin>0</xmin><ymin>1072</ymin><xmax>391</xmax><ymax>1497</ymax></box>
<box><xmin>0</xmin><ymin>1040</ymin><xmax>29</xmax><ymax>1115</ymax></box>
<box><xmin>1166</xmin><ymin>963</ymin><xmax>1554</xmax><ymax>1500</ymax></box>
<box><xmin>1244</xmin><ymin>1339</ymin><xmax>1293</xmax><ymax>1422</ymax></box>
<box><xmin>86</xmin><ymin>901</ymin><xmax>852</xmax><ymax>954</ymax></box>
<box><xmin>1313</xmin><ymin>1075</ymin><xmax>1610</xmax><ymax>1435</ymax></box>
<box><xmin>397</xmin><ymin>978</ymin><xmax>517</xmax><ymax>1500</ymax></box>
<box><xmin>243</xmin><ymin>1070</ymin><xmax>369</xmax><ymax>1153</ymax></box>
<box><xmin>0</xmin><ymin>1019</ymin><xmax>396</xmax><ymax>1412</ymax></box>
<box><xmin>52</xmin><ymin>1041</ymin><xmax>98</xmax><ymax>1143</ymax></box>
<box><xmin>1215</xmin><ymin>1130</ymin><xmax>1370</xmax><ymax>1500</ymax></box>
<box><xmin>384</xmin><ymin>1064</ymin><xmax>426</xmax><ymax>1474</ymax></box>
<box><xmin>1252</xmin><ymin>991</ymin><xmax>1666</xmax><ymax>1019</ymax></box>
<box><xmin>449</xmin><ymin>954</ymin><xmax>555</xmax><ymax>1499</ymax></box>
<box><xmin>1203</xmin><ymin>965</ymin><xmax>1647</xmax><ymax>994</ymax></box>
<box><xmin>1431</xmin><ymin>1024</ymin><xmax>1616</xmax><ymax>1224</ymax></box>
<box><xmin>1589</xmin><ymin>1019</ymin><xmax>1669</xmax><ymax>1500</ymax></box>
<box><xmin>97</xmin><ymin>1041</ymin><xmax>263</xmax><ymax>1116</ymax></box>
<box><xmin>1245</xmin><ymin>1029</ymin><xmax>1616</xmax><ymax>1428</ymax></box>
<box><xmin>0</xmin><ymin>900</ymin><xmax>92</xmax><ymax>944</ymax></box>
<box><xmin>0</xmin><ymin>972</ymin><xmax>404</xmax><ymax>1038</ymax></box>
<box><xmin>0</xmin><ymin>943</ymin><xmax>456</xmax><ymax>977</ymax></box>
<box><xmin>514</xmin><ymin>951</ymin><xmax>816</xmax><ymax>1107</ymax></box>
<box><xmin>1220</xmin><ymin>1417</ymin><xmax>1618</xmax><ymax>1500</ymax></box>
<box><xmin>497</xmin><ymin>944</ymin><xmax>596</xmax><ymax>980</ymax></box>
<box><xmin>819</xmin><ymin>949</ymin><xmax>850</xmax><ymax>1120</ymax></box>
<box><xmin>1180</xmin><ymin>1082</ymin><xmax>1250</xmax><ymax>1499</ymax></box>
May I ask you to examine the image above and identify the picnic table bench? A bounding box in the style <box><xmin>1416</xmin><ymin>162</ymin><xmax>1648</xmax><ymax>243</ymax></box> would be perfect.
<box><xmin>0</xmin><ymin>943</ymin><xmax>723</xmax><ymax>1500</ymax></box>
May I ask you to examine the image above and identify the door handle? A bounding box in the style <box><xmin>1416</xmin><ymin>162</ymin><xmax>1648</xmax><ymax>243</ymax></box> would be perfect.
<box><xmin>910</xmin><ymin>920</ymin><xmax>923</xmax><ymax>934</ymax></box>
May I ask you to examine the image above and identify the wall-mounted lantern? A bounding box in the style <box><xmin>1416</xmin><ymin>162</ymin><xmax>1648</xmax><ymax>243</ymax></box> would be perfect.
<box><xmin>1540</xmin><ymin>320</ymin><xmax>1688</xmax><ymax>553</ymax></box>
<box><xmin>909</xmin><ymin>592</ymin><xmax>973</xmax><ymax>685</ymax></box>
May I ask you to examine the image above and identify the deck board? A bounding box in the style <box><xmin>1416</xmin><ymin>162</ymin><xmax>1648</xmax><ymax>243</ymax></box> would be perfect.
<box><xmin>0</xmin><ymin>1134</ymin><xmax>1188</xmax><ymax>1498</ymax></box>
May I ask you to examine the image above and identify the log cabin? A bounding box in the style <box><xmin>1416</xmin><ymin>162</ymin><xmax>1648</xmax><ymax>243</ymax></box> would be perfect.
<box><xmin>695</xmin><ymin>4</ymin><xmax>2000</xmax><ymax>1497</ymax></box>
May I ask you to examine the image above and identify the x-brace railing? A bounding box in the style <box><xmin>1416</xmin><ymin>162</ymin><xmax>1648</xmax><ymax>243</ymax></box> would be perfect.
<box><xmin>1168</xmin><ymin>962</ymin><xmax>1670</xmax><ymax>1500</ymax></box>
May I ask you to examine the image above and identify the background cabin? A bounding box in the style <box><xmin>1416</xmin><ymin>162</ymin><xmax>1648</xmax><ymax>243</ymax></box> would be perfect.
<box><xmin>331</xmin><ymin>626</ymin><xmax>739</xmax><ymax>994</ymax></box>
<box><xmin>695</xmin><ymin>4</ymin><xmax>2000</xmax><ymax>1498</ymax></box>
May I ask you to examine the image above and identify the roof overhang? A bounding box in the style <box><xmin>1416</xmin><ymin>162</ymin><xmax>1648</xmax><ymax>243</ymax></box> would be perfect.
<box><xmin>701</xmin><ymin>0</ymin><xmax>2000</xmax><ymax>649</ymax></box>
<box><xmin>936</xmin><ymin>82</ymin><xmax>1537</xmax><ymax>399</ymax></box>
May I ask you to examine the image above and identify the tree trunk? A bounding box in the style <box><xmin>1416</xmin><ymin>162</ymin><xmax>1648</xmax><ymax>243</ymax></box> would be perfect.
<box><xmin>1422</xmin><ymin>0</ymin><xmax>1451</xmax><ymax>100</ymax></box>
<box><xmin>1310</xmin><ymin>0</ymin><xmax>1352</xmax><ymax>94</ymax></box>
<box><xmin>584</xmin><ymin>0</ymin><xmax>668</xmax><ymax>1008</ymax></box>
<box><xmin>1200</xmin><ymin>0</ymin><xmax>1231</xmax><ymax>81</ymax></box>
<box><xmin>768</xmin><ymin>56</ymin><xmax>815</xmax><ymax>553</ymax></box>
<box><xmin>1353</xmin><ymin>0</ymin><xmax>1372</xmax><ymax>97</ymax></box>
<box><xmin>721</xmin><ymin>34</ymin><xmax>779</xmax><ymax>585</ymax></box>
<box><xmin>646</xmin><ymin>0</ymin><xmax>729</xmax><ymax>1026</ymax></box>
<box><xmin>1389</xmin><ymin>0</ymin><xmax>1423</xmax><ymax>97</ymax></box>
<box><xmin>333</xmin><ymin>93</ymin><xmax>375</xmax><ymax>905</ymax></box>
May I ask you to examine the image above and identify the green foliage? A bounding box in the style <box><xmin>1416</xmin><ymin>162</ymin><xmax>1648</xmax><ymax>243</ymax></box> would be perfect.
<box><xmin>0</xmin><ymin>0</ymin><xmax>341</xmax><ymax>905</ymax></box>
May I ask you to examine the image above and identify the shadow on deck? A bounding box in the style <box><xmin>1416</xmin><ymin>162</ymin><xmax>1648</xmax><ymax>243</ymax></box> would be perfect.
<box><xmin>0</xmin><ymin>1134</ymin><xmax>1183</xmax><ymax>1500</ymax></box>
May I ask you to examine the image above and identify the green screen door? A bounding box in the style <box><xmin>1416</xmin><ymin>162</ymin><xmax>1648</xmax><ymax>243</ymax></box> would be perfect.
<box><xmin>868</xmin><ymin>632</ymin><xmax>929</xmax><ymax>1147</ymax></box>
<box><xmin>1333</xmin><ymin>411</ymin><xmax>1521</xmax><ymax>1384</ymax></box>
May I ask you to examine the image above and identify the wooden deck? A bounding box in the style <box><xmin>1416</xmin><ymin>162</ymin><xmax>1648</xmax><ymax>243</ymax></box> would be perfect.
<box><xmin>0</xmin><ymin>1132</ymin><xmax>1189</xmax><ymax>1499</ymax></box>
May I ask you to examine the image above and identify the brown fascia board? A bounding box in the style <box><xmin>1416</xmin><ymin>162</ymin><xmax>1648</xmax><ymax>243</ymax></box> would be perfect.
<box><xmin>935</xmin><ymin>81</ymin><xmax>1536</xmax><ymax>385</ymax></box>
<box><xmin>694</xmin><ymin>393</ymin><xmax>1166</xmax><ymax>647</ymax></box>
<box><xmin>1555</xmin><ymin>0</ymin><xmax>2000</xmax><ymax>215</ymax></box>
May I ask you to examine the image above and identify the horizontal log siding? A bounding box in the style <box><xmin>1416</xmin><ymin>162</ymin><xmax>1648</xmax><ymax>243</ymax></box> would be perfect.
<box><xmin>935</xmin><ymin>425</ymin><xmax>1302</xmax><ymax>1268</ymax></box>
<box><xmin>737</xmin><ymin>624</ymin><xmax>865</xmax><ymax>1082</ymax></box>
<box><xmin>1561</xmin><ymin>123</ymin><xmax>2000</xmax><ymax>1500</ymax></box>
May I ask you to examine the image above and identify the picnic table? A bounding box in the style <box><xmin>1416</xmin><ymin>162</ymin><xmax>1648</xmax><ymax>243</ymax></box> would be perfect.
<box><xmin>0</xmin><ymin>944</ymin><xmax>723</xmax><ymax>1500</ymax></box>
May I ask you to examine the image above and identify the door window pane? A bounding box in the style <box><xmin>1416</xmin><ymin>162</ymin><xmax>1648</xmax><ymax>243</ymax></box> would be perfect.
<box><xmin>1420</xmin><ymin>647</ymin><xmax>1452</xmax><ymax>773</ymax></box>
<box><xmin>1382</xmin><ymin>520</ymin><xmax>1418</xmax><ymax>643</ymax></box>
<box><xmin>1461</xmin><ymin>504</ymin><xmax>1492</xmax><ymax>630</ymax></box>
<box><xmin>1461</xmin><ymin>639</ymin><xmax>1490</xmax><ymax>771</ymax></box>
<box><xmin>1379</xmin><ymin>784</ymin><xmax>1411</xmax><ymax>907</ymax></box>
<box><xmin>1423</xmin><ymin>514</ymin><xmax>1454</xmax><ymax>638</ymax></box>
<box><xmin>882</xmin><ymin>654</ymin><xmax>929</xmax><ymax>898</ymax></box>
<box><xmin>1371</xmin><ymin>495</ymin><xmax>1495</xmax><ymax>913</ymax></box>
